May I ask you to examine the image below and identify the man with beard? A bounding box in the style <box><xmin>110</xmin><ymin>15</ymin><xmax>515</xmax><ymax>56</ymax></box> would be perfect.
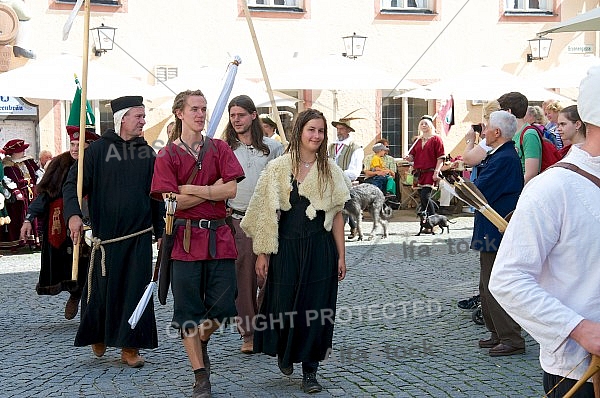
<box><xmin>223</xmin><ymin>95</ymin><xmax>283</xmax><ymax>354</ymax></box>
<box><xmin>328</xmin><ymin>116</ymin><xmax>364</xmax><ymax>239</ymax></box>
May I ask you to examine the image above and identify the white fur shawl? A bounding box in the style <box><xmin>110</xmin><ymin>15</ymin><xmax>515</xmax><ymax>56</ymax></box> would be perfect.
<box><xmin>240</xmin><ymin>153</ymin><xmax>351</xmax><ymax>255</ymax></box>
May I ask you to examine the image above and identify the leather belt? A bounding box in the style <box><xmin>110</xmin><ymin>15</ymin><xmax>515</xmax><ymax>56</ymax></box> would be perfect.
<box><xmin>231</xmin><ymin>208</ymin><xmax>246</xmax><ymax>217</ymax></box>
<box><xmin>174</xmin><ymin>218</ymin><xmax>226</xmax><ymax>258</ymax></box>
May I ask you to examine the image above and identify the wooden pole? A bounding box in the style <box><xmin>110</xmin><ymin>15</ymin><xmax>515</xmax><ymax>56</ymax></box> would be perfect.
<box><xmin>241</xmin><ymin>0</ymin><xmax>287</xmax><ymax>146</ymax></box>
<box><xmin>563</xmin><ymin>355</ymin><xmax>600</xmax><ymax>398</ymax></box>
<box><xmin>71</xmin><ymin>0</ymin><xmax>91</xmax><ymax>281</ymax></box>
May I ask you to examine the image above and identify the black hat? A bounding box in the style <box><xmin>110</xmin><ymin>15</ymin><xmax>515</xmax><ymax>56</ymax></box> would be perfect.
<box><xmin>110</xmin><ymin>96</ymin><xmax>144</xmax><ymax>113</ymax></box>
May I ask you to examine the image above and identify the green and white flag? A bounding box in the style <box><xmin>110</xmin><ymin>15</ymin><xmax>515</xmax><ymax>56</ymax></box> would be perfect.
<box><xmin>67</xmin><ymin>75</ymin><xmax>95</xmax><ymax>128</ymax></box>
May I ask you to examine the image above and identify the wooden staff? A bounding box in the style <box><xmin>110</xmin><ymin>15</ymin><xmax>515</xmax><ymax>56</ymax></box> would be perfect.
<box><xmin>458</xmin><ymin>179</ymin><xmax>507</xmax><ymax>232</ymax></box>
<box><xmin>454</xmin><ymin>184</ymin><xmax>506</xmax><ymax>232</ymax></box>
<box><xmin>563</xmin><ymin>355</ymin><xmax>600</xmax><ymax>398</ymax></box>
<box><xmin>71</xmin><ymin>0</ymin><xmax>91</xmax><ymax>281</ymax></box>
<box><xmin>241</xmin><ymin>0</ymin><xmax>287</xmax><ymax>146</ymax></box>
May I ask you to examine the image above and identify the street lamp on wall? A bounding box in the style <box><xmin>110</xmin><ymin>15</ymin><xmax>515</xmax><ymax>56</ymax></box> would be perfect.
<box><xmin>342</xmin><ymin>32</ymin><xmax>367</xmax><ymax>59</ymax></box>
<box><xmin>527</xmin><ymin>36</ymin><xmax>552</xmax><ymax>62</ymax></box>
<box><xmin>90</xmin><ymin>23</ymin><xmax>117</xmax><ymax>57</ymax></box>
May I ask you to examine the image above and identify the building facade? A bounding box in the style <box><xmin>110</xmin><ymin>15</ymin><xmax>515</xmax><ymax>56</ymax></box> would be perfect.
<box><xmin>0</xmin><ymin>0</ymin><xmax>598</xmax><ymax>158</ymax></box>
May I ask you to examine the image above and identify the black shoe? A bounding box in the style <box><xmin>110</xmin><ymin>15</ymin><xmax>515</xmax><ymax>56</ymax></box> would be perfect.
<box><xmin>278</xmin><ymin>356</ymin><xmax>293</xmax><ymax>376</ymax></box>
<box><xmin>458</xmin><ymin>294</ymin><xmax>480</xmax><ymax>310</ymax></box>
<box><xmin>347</xmin><ymin>228</ymin><xmax>358</xmax><ymax>240</ymax></box>
<box><xmin>302</xmin><ymin>372</ymin><xmax>323</xmax><ymax>394</ymax></box>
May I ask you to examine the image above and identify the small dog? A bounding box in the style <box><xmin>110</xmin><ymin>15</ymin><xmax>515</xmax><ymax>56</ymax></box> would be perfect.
<box><xmin>417</xmin><ymin>211</ymin><xmax>455</xmax><ymax>236</ymax></box>
<box><xmin>343</xmin><ymin>183</ymin><xmax>393</xmax><ymax>241</ymax></box>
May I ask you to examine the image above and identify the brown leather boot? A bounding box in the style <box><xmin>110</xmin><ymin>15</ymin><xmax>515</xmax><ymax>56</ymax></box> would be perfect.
<box><xmin>240</xmin><ymin>335</ymin><xmax>253</xmax><ymax>354</ymax></box>
<box><xmin>64</xmin><ymin>295</ymin><xmax>80</xmax><ymax>320</ymax></box>
<box><xmin>91</xmin><ymin>343</ymin><xmax>106</xmax><ymax>357</ymax></box>
<box><xmin>121</xmin><ymin>348</ymin><xmax>144</xmax><ymax>368</ymax></box>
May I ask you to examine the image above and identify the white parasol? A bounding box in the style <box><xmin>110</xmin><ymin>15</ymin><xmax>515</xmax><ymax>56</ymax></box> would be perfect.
<box><xmin>396</xmin><ymin>65</ymin><xmax>570</xmax><ymax>102</ymax></box>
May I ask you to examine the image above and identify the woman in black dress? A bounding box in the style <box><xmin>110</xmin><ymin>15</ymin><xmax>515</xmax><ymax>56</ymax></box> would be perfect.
<box><xmin>241</xmin><ymin>109</ymin><xmax>350</xmax><ymax>394</ymax></box>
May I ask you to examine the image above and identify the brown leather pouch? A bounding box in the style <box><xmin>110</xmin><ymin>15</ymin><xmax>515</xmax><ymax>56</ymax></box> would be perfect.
<box><xmin>183</xmin><ymin>219</ymin><xmax>191</xmax><ymax>253</ymax></box>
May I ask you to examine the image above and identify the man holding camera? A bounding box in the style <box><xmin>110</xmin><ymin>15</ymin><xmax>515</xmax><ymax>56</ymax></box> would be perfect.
<box><xmin>471</xmin><ymin>110</ymin><xmax>525</xmax><ymax>356</ymax></box>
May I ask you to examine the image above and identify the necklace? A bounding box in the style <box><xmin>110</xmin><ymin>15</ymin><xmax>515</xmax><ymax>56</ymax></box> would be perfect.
<box><xmin>180</xmin><ymin>136</ymin><xmax>204</xmax><ymax>169</ymax></box>
<box><xmin>180</xmin><ymin>137</ymin><xmax>200</xmax><ymax>156</ymax></box>
<box><xmin>300</xmin><ymin>158</ymin><xmax>316</xmax><ymax>168</ymax></box>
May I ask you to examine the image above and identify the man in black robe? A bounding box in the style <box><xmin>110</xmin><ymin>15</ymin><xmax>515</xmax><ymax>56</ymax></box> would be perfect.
<box><xmin>63</xmin><ymin>96</ymin><xmax>164</xmax><ymax>368</ymax></box>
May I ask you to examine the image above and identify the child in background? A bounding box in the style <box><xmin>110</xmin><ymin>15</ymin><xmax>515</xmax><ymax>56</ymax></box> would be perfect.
<box><xmin>367</xmin><ymin>143</ymin><xmax>395</xmax><ymax>194</ymax></box>
<box><xmin>369</xmin><ymin>143</ymin><xmax>388</xmax><ymax>172</ymax></box>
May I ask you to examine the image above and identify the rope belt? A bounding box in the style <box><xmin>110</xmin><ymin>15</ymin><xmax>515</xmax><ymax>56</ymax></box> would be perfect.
<box><xmin>86</xmin><ymin>226</ymin><xmax>153</xmax><ymax>302</ymax></box>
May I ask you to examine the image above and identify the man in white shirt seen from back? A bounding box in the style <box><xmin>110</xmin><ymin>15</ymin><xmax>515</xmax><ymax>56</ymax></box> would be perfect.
<box><xmin>490</xmin><ymin>65</ymin><xmax>600</xmax><ymax>398</ymax></box>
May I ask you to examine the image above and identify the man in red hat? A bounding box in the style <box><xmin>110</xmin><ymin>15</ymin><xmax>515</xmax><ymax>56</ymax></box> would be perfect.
<box><xmin>0</xmin><ymin>138</ymin><xmax>41</xmax><ymax>250</ymax></box>
<box><xmin>20</xmin><ymin>126</ymin><xmax>99</xmax><ymax>320</ymax></box>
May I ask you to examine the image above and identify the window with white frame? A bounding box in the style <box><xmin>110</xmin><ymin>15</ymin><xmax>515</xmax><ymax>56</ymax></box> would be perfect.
<box><xmin>98</xmin><ymin>100</ymin><xmax>114</xmax><ymax>133</ymax></box>
<box><xmin>154</xmin><ymin>66</ymin><xmax>178</xmax><ymax>84</ymax></box>
<box><xmin>505</xmin><ymin>0</ymin><xmax>552</xmax><ymax>12</ymax></box>
<box><xmin>381</xmin><ymin>0</ymin><xmax>431</xmax><ymax>11</ymax></box>
<box><xmin>248</xmin><ymin>0</ymin><xmax>303</xmax><ymax>8</ymax></box>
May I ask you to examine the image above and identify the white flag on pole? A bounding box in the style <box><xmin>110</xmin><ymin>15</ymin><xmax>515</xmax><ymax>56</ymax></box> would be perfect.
<box><xmin>62</xmin><ymin>0</ymin><xmax>85</xmax><ymax>41</ymax></box>
<box><xmin>206</xmin><ymin>56</ymin><xmax>242</xmax><ymax>138</ymax></box>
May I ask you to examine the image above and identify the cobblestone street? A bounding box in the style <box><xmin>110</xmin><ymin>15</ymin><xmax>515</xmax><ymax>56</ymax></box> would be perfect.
<box><xmin>0</xmin><ymin>211</ymin><xmax>543</xmax><ymax>397</ymax></box>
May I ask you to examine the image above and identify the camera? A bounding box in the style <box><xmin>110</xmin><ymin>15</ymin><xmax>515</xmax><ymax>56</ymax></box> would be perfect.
<box><xmin>472</xmin><ymin>124</ymin><xmax>482</xmax><ymax>133</ymax></box>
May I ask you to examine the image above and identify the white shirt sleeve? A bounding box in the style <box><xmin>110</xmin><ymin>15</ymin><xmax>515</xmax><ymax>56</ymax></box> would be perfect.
<box><xmin>344</xmin><ymin>147</ymin><xmax>364</xmax><ymax>181</ymax></box>
<box><xmin>490</xmin><ymin>176</ymin><xmax>585</xmax><ymax>354</ymax></box>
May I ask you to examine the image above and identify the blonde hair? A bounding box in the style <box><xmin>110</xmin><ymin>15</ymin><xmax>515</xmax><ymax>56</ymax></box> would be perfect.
<box><xmin>171</xmin><ymin>90</ymin><xmax>206</xmax><ymax>142</ymax></box>
<box><xmin>419</xmin><ymin>117</ymin><xmax>436</xmax><ymax>134</ymax></box>
<box><xmin>527</xmin><ymin>105</ymin><xmax>547</xmax><ymax>124</ymax></box>
<box><xmin>483</xmin><ymin>100</ymin><xmax>500</xmax><ymax>121</ymax></box>
<box><xmin>544</xmin><ymin>100</ymin><xmax>563</xmax><ymax>113</ymax></box>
